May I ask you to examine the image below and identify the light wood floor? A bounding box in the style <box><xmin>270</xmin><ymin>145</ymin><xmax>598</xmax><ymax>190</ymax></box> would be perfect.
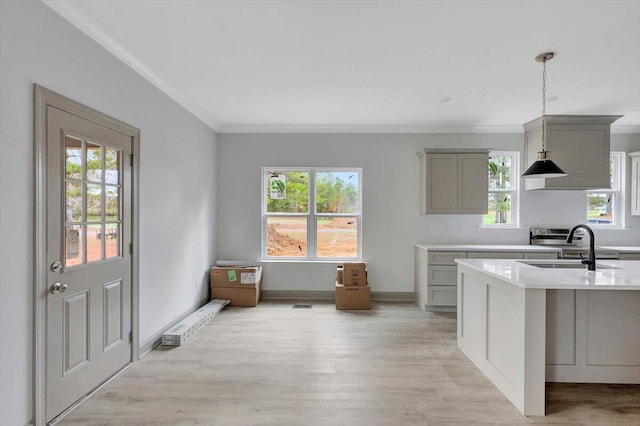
<box><xmin>61</xmin><ymin>302</ymin><xmax>640</xmax><ymax>425</ymax></box>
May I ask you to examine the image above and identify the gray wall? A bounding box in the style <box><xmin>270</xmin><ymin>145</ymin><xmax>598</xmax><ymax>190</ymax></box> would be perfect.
<box><xmin>217</xmin><ymin>133</ymin><xmax>640</xmax><ymax>293</ymax></box>
<box><xmin>0</xmin><ymin>2</ymin><xmax>218</xmax><ymax>424</ymax></box>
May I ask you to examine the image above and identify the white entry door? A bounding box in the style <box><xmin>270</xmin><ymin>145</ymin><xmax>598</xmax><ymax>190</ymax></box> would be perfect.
<box><xmin>45</xmin><ymin>105</ymin><xmax>132</xmax><ymax>422</ymax></box>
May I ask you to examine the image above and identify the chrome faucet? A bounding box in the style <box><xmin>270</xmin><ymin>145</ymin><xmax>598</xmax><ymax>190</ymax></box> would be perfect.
<box><xmin>566</xmin><ymin>224</ymin><xmax>596</xmax><ymax>271</ymax></box>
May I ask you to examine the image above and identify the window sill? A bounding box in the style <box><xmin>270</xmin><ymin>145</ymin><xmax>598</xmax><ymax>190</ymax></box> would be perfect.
<box><xmin>259</xmin><ymin>259</ymin><xmax>363</xmax><ymax>264</ymax></box>
<box><xmin>479</xmin><ymin>225</ymin><xmax>524</xmax><ymax>229</ymax></box>
<box><xmin>587</xmin><ymin>225</ymin><xmax>627</xmax><ymax>230</ymax></box>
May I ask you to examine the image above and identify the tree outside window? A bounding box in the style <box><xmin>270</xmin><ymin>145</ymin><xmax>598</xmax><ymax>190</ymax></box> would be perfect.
<box><xmin>484</xmin><ymin>152</ymin><xmax>518</xmax><ymax>226</ymax></box>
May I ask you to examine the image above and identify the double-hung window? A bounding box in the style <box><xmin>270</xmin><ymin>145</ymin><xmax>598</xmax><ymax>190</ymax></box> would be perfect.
<box><xmin>587</xmin><ymin>152</ymin><xmax>624</xmax><ymax>227</ymax></box>
<box><xmin>483</xmin><ymin>151</ymin><xmax>518</xmax><ymax>226</ymax></box>
<box><xmin>262</xmin><ymin>168</ymin><xmax>362</xmax><ymax>260</ymax></box>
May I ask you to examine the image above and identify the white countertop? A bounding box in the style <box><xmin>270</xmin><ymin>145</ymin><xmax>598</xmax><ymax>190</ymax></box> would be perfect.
<box><xmin>599</xmin><ymin>246</ymin><xmax>640</xmax><ymax>253</ymax></box>
<box><xmin>414</xmin><ymin>244</ymin><xmax>561</xmax><ymax>252</ymax></box>
<box><xmin>455</xmin><ymin>259</ymin><xmax>640</xmax><ymax>290</ymax></box>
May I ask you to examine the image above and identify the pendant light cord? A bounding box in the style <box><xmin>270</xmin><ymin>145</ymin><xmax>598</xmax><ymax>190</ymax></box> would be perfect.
<box><xmin>541</xmin><ymin>59</ymin><xmax>547</xmax><ymax>152</ymax></box>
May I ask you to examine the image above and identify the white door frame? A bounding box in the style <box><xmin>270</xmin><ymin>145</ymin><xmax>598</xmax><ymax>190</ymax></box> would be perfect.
<box><xmin>33</xmin><ymin>84</ymin><xmax>140</xmax><ymax>425</ymax></box>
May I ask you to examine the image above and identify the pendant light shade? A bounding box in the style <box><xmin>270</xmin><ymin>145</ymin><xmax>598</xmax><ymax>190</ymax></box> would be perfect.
<box><xmin>522</xmin><ymin>52</ymin><xmax>567</xmax><ymax>179</ymax></box>
<box><xmin>522</xmin><ymin>151</ymin><xmax>567</xmax><ymax>178</ymax></box>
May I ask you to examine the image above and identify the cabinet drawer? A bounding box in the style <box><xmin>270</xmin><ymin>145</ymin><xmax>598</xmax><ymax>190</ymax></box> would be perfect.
<box><xmin>427</xmin><ymin>265</ymin><xmax>457</xmax><ymax>286</ymax></box>
<box><xmin>428</xmin><ymin>251</ymin><xmax>466</xmax><ymax>265</ymax></box>
<box><xmin>523</xmin><ymin>252</ymin><xmax>559</xmax><ymax>259</ymax></box>
<box><xmin>466</xmin><ymin>251</ymin><xmax>524</xmax><ymax>259</ymax></box>
<box><xmin>427</xmin><ymin>285</ymin><xmax>457</xmax><ymax>306</ymax></box>
<box><xmin>619</xmin><ymin>253</ymin><xmax>640</xmax><ymax>260</ymax></box>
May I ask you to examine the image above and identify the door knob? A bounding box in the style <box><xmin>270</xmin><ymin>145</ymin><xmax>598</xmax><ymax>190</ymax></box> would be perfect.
<box><xmin>50</xmin><ymin>282</ymin><xmax>69</xmax><ymax>294</ymax></box>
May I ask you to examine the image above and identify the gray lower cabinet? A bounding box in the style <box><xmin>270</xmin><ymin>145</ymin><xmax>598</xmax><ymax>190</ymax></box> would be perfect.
<box><xmin>415</xmin><ymin>247</ymin><xmax>558</xmax><ymax>311</ymax></box>
<box><xmin>619</xmin><ymin>253</ymin><xmax>640</xmax><ymax>260</ymax></box>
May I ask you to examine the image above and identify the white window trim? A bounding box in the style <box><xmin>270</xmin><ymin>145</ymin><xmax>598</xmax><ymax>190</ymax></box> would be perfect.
<box><xmin>261</xmin><ymin>167</ymin><xmax>363</xmax><ymax>261</ymax></box>
<box><xmin>587</xmin><ymin>152</ymin><xmax>625</xmax><ymax>229</ymax></box>
<box><xmin>482</xmin><ymin>151</ymin><xmax>519</xmax><ymax>228</ymax></box>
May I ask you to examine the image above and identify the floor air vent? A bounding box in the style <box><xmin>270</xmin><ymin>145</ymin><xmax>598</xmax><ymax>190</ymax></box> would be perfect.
<box><xmin>292</xmin><ymin>304</ymin><xmax>313</xmax><ymax>309</ymax></box>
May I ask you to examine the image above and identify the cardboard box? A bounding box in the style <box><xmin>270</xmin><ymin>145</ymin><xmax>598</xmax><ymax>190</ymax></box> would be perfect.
<box><xmin>211</xmin><ymin>266</ymin><xmax>262</xmax><ymax>289</ymax></box>
<box><xmin>210</xmin><ymin>266</ymin><xmax>262</xmax><ymax>307</ymax></box>
<box><xmin>212</xmin><ymin>287</ymin><xmax>260</xmax><ymax>307</ymax></box>
<box><xmin>335</xmin><ymin>282</ymin><xmax>371</xmax><ymax>310</ymax></box>
<box><xmin>342</xmin><ymin>263</ymin><xmax>367</xmax><ymax>286</ymax></box>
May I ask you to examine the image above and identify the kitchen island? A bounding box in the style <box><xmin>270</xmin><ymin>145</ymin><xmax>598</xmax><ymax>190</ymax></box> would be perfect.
<box><xmin>455</xmin><ymin>259</ymin><xmax>640</xmax><ymax>416</ymax></box>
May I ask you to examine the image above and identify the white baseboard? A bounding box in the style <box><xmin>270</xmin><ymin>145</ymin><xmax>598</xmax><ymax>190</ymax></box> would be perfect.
<box><xmin>261</xmin><ymin>290</ymin><xmax>414</xmax><ymax>302</ymax></box>
<box><xmin>138</xmin><ymin>297</ymin><xmax>210</xmax><ymax>358</ymax></box>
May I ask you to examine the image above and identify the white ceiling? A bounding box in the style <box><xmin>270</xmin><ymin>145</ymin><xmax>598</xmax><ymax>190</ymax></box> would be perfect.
<box><xmin>44</xmin><ymin>0</ymin><xmax>640</xmax><ymax>133</ymax></box>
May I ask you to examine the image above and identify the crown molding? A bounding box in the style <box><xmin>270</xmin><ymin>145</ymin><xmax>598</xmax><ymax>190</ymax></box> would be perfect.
<box><xmin>219</xmin><ymin>123</ymin><xmax>640</xmax><ymax>134</ymax></box>
<box><xmin>217</xmin><ymin>123</ymin><xmax>528</xmax><ymax>134</ymax></box>
<box><xmin>42</xmin><ymin>0</ymin><xmax>220</xmax><ymax>131</ymax></box>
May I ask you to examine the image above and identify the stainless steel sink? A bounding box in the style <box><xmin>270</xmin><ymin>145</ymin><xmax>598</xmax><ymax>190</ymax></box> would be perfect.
<box><xmin>518</xmin><ymin>261</ymin><xmax>616</xmax><ymax>270</ymax></box>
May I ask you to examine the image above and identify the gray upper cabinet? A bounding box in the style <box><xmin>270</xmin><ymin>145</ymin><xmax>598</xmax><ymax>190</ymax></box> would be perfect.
<box><xmin>523</xmin><ymin>115</ymin><xmax>621</xmax><ymax>190</ymax></box>
<box><xmin>419</xmin><ymin>149</ymin><xmax>489</xmax><ymax>214</ymax></box>
<box><xmin>630</xmin><ymin>151</ymin><xmax>640</xmax><ymax>216</ymax></box>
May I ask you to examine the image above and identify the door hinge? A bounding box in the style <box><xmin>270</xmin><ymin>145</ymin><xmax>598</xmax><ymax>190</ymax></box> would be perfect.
<box><xmin>129</xmin><ymin>153</ymin><xmax>134</xmax><ymax>167</ymax></box>
<box><xmin>129</xmin><ymin>331</ymin><xmax>133</xmax><ymax>342</ymax></box>
<box><xmin>129</xmin><ymin>243</ymin><xmax>133</xmax><ymax>255</ymax></box>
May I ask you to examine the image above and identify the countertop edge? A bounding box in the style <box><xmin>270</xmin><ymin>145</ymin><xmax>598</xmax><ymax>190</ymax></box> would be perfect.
<box><xmin>455</xmin><ymin>259</ymin><xmax>640</xmax><ymax>290</ymax></box>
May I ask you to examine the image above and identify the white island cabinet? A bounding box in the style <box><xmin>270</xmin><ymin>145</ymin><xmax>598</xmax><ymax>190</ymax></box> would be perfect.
<box><xmin>456</xmin><ymin>259</ymin><xmax>640</xmax><ymax>417</ymax></box>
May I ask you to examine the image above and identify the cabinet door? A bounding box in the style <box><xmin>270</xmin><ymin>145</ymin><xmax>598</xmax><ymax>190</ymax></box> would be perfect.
<box><xmin>543</xmin><ymin>126</ymin><xmax>610</xmax><ymax>189</ymax></box>
<box><xmin>457</xmin><ymin>154</ymin><xmax>488</xmax><ymax>214</ymax></box>
<box><xmin>631</xmin><ymin>153</ymin><xmax>640</xmax><ymax>216</ymax></box>
<box><xmin>425</xmin><ymin>153</ymin><xmax>458</xmax><ymax>214</ymax></box>
<box><xmin>427</xmin><ymin>285</ymin><xmax>457</xmax><ymax>306</ymax></box>
<box><xmin>523</xmin><ymin>252</ymin><xmax>559</xmax><ymax>259</ymax></box>
<box><xmin>428</xmin><ymin>251</ymin><xmax>466</xmax><ymax>265</ymax></box>
<box><xmin>619</xmin><ymin>253</ymin><xmax>640</xmax><ymax>260</ymax></box>
<box><xmin>427</xmin><ymin>265</ymin><xmax>458</xmax><ymax>286</ymax></box>
<box><xmin>467</xmin><ymin>251</ymin><xmax>523</xmax><ymax>259</ymax></box>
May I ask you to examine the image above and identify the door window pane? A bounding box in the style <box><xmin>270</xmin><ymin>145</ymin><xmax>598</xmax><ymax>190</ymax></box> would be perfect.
<box><xmin>105</xmin><ymin>186</ymin><xmax>119</xmax><ymax>221</ymax></box>
<box><xmin>265</xmin><ymin>171</ymin><xmax>309</xmax><ymax>213</ymax></box>
<box><xmin>65</xmin><ymin>226</ymin><xmax>83</xmax><ymax>266</ymax></box>
<box><xmin>87</xmin><ymin>224</ymin><xmax>103</xmax><ymax>262</ymax></box>
<box><xmin>105</xmin><ymin>223</ymin><xmax>120</xmax><ymax>259</ymax></box>
<box><xmin>65</xmin><ymin>182</ymin><xmax>83</xmax><ymax>222</ymax></box>
<box><xmin>266</xmin><ymin>217</ymin><xmax>307</xmax><ymax>257</ymax></box>
<box><xmin>484</xmin><ymin>193</ymin><xmax>512</xmax><ymax>225</ymax></box>
<box><xmin>316</xmin><ymin>217</ymin><xmax>357</xmax><ymax>258</ymax></box>
<box><xmin>86</xmin><ymin>184</ymin><xmax>102</xmax><ymax>221</ymax></box>
<box><xmin>65</xmin><ymin>136</ymin><xmax>83</xmax><ymax>180</ymax></box>
<box><xmin>315</xmin><ymin>172</ymin><xmax>360</xmax><ymax>214</ymax></box>
<box><xmin>105</xmin><ymin>148</ymin><xmax>120</xmax><ymax>185</ymax></box>
<box><xmin>86</xmin><ymin>142</ymin><xmax>102</xmax><ymax>182</ymax></box>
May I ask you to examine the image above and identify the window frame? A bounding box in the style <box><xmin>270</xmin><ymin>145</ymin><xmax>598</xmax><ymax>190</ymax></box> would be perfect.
<box><xmin>261</xmin><ymin>167</ymin><xmax>363</xmax><ymax>261</ymax></box>
<box><xmin>482</xmin><ymin>151</ymin><xmax>519</xmax><ymax>228</ymax></box>
<box><xmin>586</xmin><ymin>152</ymin><xmax>625</xmax><ymax>228</ymax></box>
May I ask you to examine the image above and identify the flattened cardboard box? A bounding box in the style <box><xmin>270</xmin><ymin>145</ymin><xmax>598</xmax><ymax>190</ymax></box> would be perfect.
<box><xmin>211</xmin><ymin>266</ymin><xmax>262</xmax><ymax>289</ymax></box>
<box><xmin>335</xmin><ymin>282</ymin><xmax>371</xmax><ymax>310</ymax></box>
<box><xmin>212</xmin><ymin>287</ymin><xmax>260</xmax><ymax>307</ymax></box>
<box><xmin>342</xmin><ymin>263</ymin><xmax>367</xmax><ymax>286</ymax></box>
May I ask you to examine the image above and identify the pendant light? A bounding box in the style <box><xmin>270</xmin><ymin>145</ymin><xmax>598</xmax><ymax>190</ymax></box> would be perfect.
<box><xmin>522</xmin><ymin>52</ymin><xmax>568</xmax><ymax>178</ymax></box>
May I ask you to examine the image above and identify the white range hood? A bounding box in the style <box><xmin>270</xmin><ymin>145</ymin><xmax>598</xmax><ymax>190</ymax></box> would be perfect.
<box><xmin>523</xmin><ymin>115</ymin><xmax>622</xmax><ymax>190</ymax></box>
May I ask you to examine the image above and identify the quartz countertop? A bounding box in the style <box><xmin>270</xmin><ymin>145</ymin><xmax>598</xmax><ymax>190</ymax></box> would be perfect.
<box><xmin>599</xmin><ymin>246</ymin><xmax>640</xmax><ymax>253</ymax></box>
<box><xmin>455</xmin><ymin>259</ymin><xmax>640</xmax><ymax>290</ymax></box>
<box><xmin>414</xmin><ymin>244</ymin><xmax>561</xmax><ymax>252</ymax></box>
